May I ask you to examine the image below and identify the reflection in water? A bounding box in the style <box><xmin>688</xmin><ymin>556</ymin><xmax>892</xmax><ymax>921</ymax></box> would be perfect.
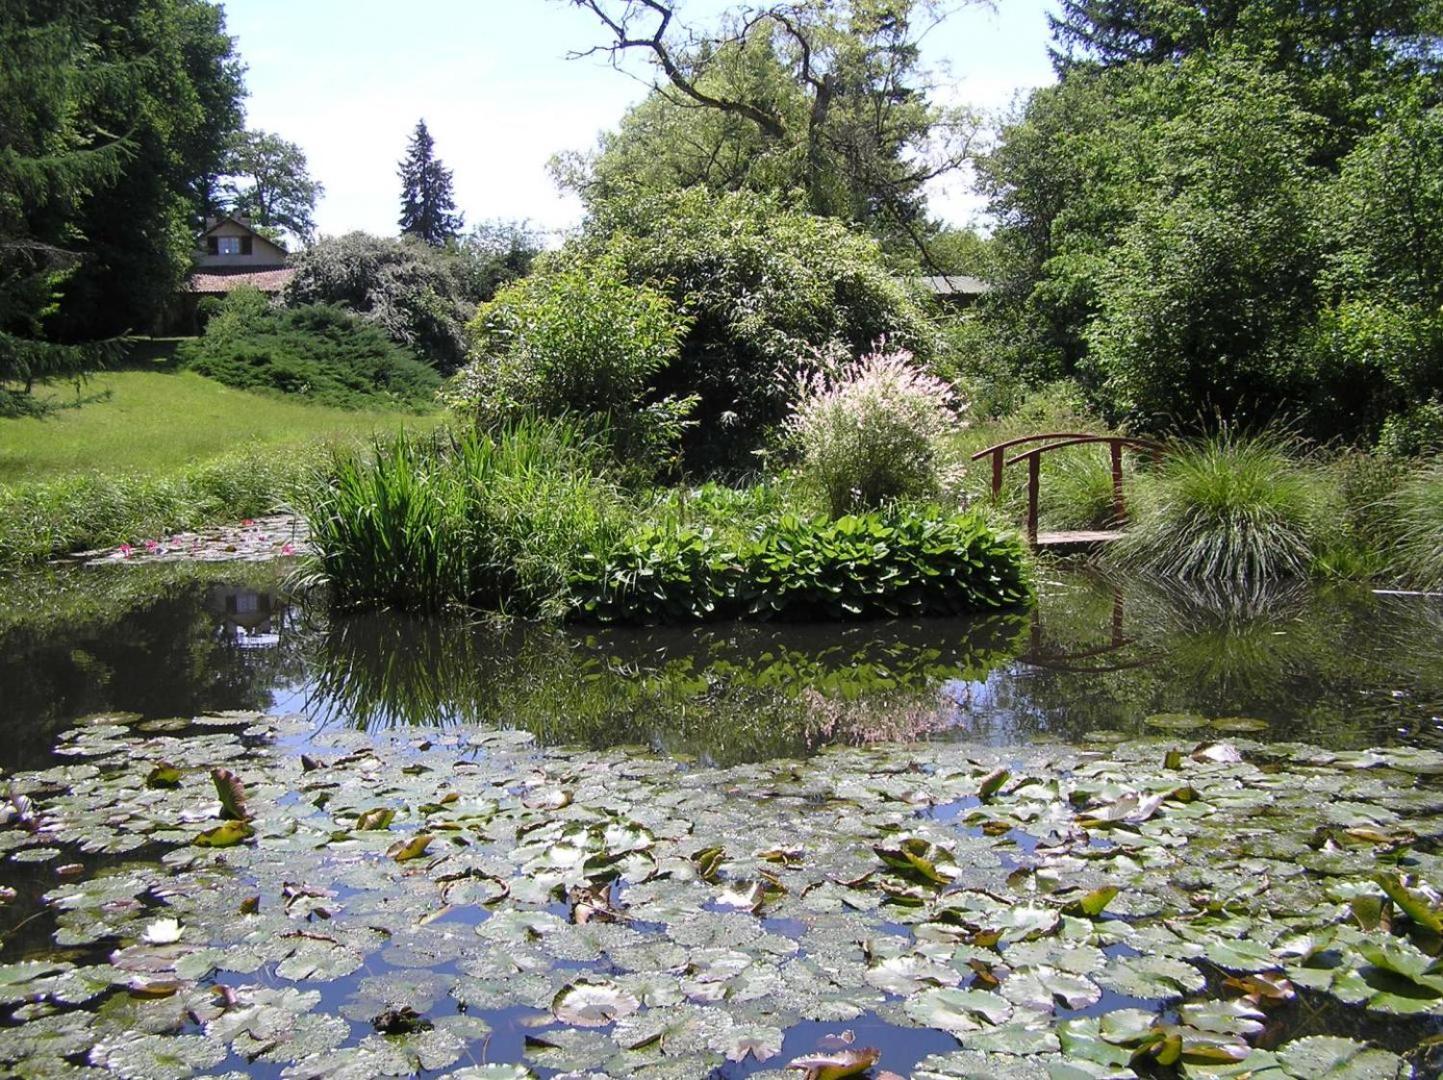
<box><xmin>2</xmin><ymin>563</ymin><xmax>1442</xmax><ymax>773</ymax></box>
<box><xmin>305</xmin><ymin>611</ymin><xmax>1033</xmax><ymax>764</ymax></box>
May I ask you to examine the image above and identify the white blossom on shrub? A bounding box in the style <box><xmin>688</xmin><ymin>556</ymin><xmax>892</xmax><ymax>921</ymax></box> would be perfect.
<box><xmin>786</xmin><ymin>345</ymin><xmax>965</xmax><ymax>518</ymax></box>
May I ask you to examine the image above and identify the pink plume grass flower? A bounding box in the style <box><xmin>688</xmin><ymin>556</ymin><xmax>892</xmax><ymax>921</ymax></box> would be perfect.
<box><xmin>786</xmin><ymin>344</ymin><xmax>965</xmax><ymax>518</ymax></box>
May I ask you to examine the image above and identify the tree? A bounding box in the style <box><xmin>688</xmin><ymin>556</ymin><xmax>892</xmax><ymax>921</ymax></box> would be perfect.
<box><xmin>563</xmin><ymin>0</ymin><xmax>984</xmax><ymax>262</ymax></box>
<box><xmin>566</xmin><ymin>187</ymin><xmax>942</xmax><ymax>468</ymax></box>
<box><xmin>285</xmin><ymin>232</ymin><xmax>486</xmax><ymax>370</ymax></box>
<box><xmin>398</xmin><ymin>120</ymin><xmax>463</xmax><ymax>246</ymax></box>
<box><xmin>49</xmin><ymin>0</ymin><xmax>246</xmax><ymax>340</ymax></box>
<box><xmin>222</xmin><ymin>129</ymin><xmax>323</xmax><ymax>245</ymax></box>
<box><xmin>0</xmin><ymin>0</ymin><xmax>237</xmax><ymax>393</ymax></box>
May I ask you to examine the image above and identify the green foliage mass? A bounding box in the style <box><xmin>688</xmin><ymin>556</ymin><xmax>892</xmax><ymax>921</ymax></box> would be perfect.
<box><xmin>566</xmin><ymin>188</ymin><xmax>941</xmax><ymax>469</ymax></box>
<box><xmin>283</xmin><ymin>231</ymin><xmax>524</xmax><ymax>372</ymax></box>
<box><xmin>0</xmin><ymin>0</ymin><xmax>233</xmax><ymax>390</ymax></box>
<box><xmin>572</xmin><ymin>508</ymin><xmax>1031</xmax><ymax>625</ymax></box>
<box><xmin>559</xmin><ymin>0</ymin><xmax>979</xmax><ymax>262</ymax></box>
<box><xmin>972</xmin><ymin>0</ymin><xmax>1443</xmax><ymax>446</ymax></box>
<box><xmin>446</xmin><ymin>263</ymin><xmax>695</xmax><ymax>470</ymax></box>
<box><xmin>180</xmin><ymin>289</ymin><xmax>440</xmax><ymax>410</ymax></box>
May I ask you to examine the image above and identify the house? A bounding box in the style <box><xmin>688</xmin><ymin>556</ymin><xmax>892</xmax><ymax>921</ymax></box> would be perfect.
<box><xmin>918</xmin><ymin>274</ymin><xmax>991</xmax><ymax>307</ymax></box>
<box><xmin>174</xmin><ymin>215</ymin><xmax>297</xmax><ymax>332</ymax></box>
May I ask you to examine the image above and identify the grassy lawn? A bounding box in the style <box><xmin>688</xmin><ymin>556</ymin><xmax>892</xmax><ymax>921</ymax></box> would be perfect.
<box><xmin>0</xmin><ymin>369</ymin><xmax>442</xmax><ymax>484</ymax></box>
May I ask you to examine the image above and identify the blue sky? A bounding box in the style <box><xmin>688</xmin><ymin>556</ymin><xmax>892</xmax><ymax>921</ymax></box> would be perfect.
<box><xmin>223</xmin><ymin>0</ymin><xmax>1057</xmax><ymax>239</ymax></box>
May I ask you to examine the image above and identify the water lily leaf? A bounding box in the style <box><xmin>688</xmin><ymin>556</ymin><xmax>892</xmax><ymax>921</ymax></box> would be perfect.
<box><xmin>906</xmin><ymin>987</ymin><xmax>1012</xmax><ymax>1033</ymax></box>
<box><xmin>979</xmin><ymin>769</ymin><xmax>1010</xmax><ymax>802</ymax></box>
<box><xmin>914</xmin><ymin>1049</ymin><xmax>1053</xmax><ymax>1079</ymax></box>
<box><xmin>552</xmin><ymin>977</ymin><xmax>641</xmax><ymax>1027</ymax></box>
<box><xmin>354</xmin><ymin>807</ymin><xmax>396</xmax><ymax>831</ymax></box>
<box><xmin>193</xmin><ymin>820</ymin><xmax>253</xmax><ymax>847</ymax></box>
<box><xmin>274</xmin><ymin>935</ymin><xmax>364</xmax><ymax>981</ymax></box>
<box><xmin>90</xmin><ymin>1032</ymin><xmax>226</xmax><ymax>1080</ymax></box>
<box><xmin>1097</xmin><ymin>955</ymin><xmax>1205</xmax><ymax>1000</ymax></box>
<box><xmin>1275</xmin><ymin>1035</ymin><xmax>1407</xmax><ymax>1078</ymax></box>
<box><xmin>1211</xmin><ymin>717</ymin><xmax>1270</xmax><ymax>733</ymax></box>
<box><xmin>211</xmin><ymin>768</ymin><xmax>249</xmax><ymax>821</ymax></box>
<box><xmin>1145</xmin><ymin>712</ymin><xmax>1207</xmax><ymax>732</ymax></box>
<box><xmin>439</xmin><ymin>1068</ymin><xmax>536</xmax><ymax>1079</ymax></box>
<box><xmin>866</xmin><ymin>954</ymin><xmax>961</xmax><ymax>996</ymax></box>
<box><xmin>874</xmin><ymin>838</ymin><xmax>957</xmax><ymax>886</ymax></box>
<box><xmin>1177</xmin><ymin>999</ymin><xmax>1265</xmax><ymax>1037</ymax></box>
<box><xmin>388</xmin><ymin>834</ymin><xmax>433</xmax><ymax>862</ymax></box>
<box><xmin>1061</xmin><ymin>887</ymin><xmax>1118</xmax><ymax>918</ymax></box>
<box><xmin>1002</xmin><ymin>966</ymin><xmax>1101</xmax><ymax>1012</ymax></box>
<box><xmin>1202</xmin><ymin>937</ymin><xmax>1279</xmax><ymax>973</ymax></box>
<box><xmin>713</xmin><ymin>1023</ymin><xmax>784</xmax><ymax>1063</ymax></box>
<box><xmin>146</xmin><ymin>763</ymin><xmax>182</xmax><ymax>789</ymax></box>
<box><xmin>786</xmin><ymin>1047</ymin><xmax>880</xmax><ymax>1079</ymax></box>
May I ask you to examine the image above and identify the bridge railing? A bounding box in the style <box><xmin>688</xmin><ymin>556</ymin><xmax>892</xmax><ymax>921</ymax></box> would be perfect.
<box><xmin>969</xmin><ymin>433</ymin><xmax>1168</xmax><ymax>544</ymax></box>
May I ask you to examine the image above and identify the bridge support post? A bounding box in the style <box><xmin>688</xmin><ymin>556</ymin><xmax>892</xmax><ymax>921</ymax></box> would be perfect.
<box><xmin>1111</xmin><ymin>441</ymin><xmax>1125</xmax><ymax>524</ymax></box>
<box><xmin>1027</xmin><ymin>454</ymin><xmax>1040</xmax><ymax>545</ymax></box>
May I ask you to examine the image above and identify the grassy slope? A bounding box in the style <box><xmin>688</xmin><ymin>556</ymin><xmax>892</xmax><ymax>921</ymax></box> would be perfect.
<box><xmin>0</xmin><ymin>370</ymin><xmax>440</xmax><ymax>483</ymax></box>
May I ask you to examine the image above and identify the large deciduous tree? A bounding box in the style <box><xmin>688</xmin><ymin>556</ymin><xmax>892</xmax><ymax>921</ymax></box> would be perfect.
<box><xmin>50</xmin><ymin>0</ymin><xmax>246</xmax><ymax>340</ymax></box>
<box><xmin>398</xmin><ymin>120</ymin><xmax>463</xmax><ymax>247</ymax></box>
<box><xmin>222</xmin><ymin>129</ymin><xmax>323</xmax><ymax>245</ymax></box>
<box><xmin>970</xmin><ymin>0</ymin><xmax>1443</xmax><ymax>443</ymax></box>
<box><xmin>561</xmin><ymin>0</ymin><xmax>984</xmax><ymax>263</ymax></box>
<box><xmin>2</xmin><ymin>0</ymin><xmax>241</xmax><ymax>389</ymax></box>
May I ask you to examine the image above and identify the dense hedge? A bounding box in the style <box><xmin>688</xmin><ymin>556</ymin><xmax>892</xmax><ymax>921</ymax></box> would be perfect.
<box><xmin>572</xmin><ymin>508</ymin><xmax>1031</xmax><ymax>625</ymax></box>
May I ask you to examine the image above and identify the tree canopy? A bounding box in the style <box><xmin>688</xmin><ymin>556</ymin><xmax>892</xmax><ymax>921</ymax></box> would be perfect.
<box><xmin>970</xmin><ymin>0</ymin><xmax>1443</xmax><ymax>443</ymax></box>
<box><xmin>221</xmin><ymin>129</ymin><xmax>323</xmax><ymax>245</ymax></box>
<box><xmin>398</xmin><ymin>120</ymin><xmax>463</xmax><ymax>247</ymax></box>
<box><xmin>561</xmin><ymin>0</ymin><xmax>984</xmax><ymax>263</ymax></box>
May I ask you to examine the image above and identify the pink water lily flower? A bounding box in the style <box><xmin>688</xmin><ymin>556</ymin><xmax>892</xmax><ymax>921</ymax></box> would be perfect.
<box><xmin>280</xmin><ymin>543</ymin><xmax>295</xmax><ymax>556</ymax></box>
<box><xmin>117</xmin><ymin>544</ymin><xmax>133</xmax><ymax>559</ymax></box>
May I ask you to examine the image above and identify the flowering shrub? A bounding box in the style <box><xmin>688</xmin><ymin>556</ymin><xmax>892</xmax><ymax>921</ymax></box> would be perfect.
<box><xmin>787</xmin><ymin>347</ymin><xmax>964</xmax><ymax>518</ymax></box>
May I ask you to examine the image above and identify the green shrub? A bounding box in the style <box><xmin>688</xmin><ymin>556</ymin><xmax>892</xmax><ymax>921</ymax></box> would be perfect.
<box><xmin>181</xmin><ymin>290</ymin><xmax>441</xmax><ymax>410</ymax></box>
<box><xmin>0</xmin><ymin>444</ymin><xmax>320</xmax><ymax>568</ymax></box>
<box><xmin>786</xmin><ymin>346</ymin><xmax>962</xmax><ymax>518</ymax></box>
<box><xmin>300</xmin><ymin>420</ymin><xmax>626</xmax><ymax>615</ymax></box>
<box><xmin>1388</xmin><ymin>457</ymin><xmax>1443</xmax><ymax>590</ymax></box>
<box><xmin>1109</xmin><ymin>432</ymin><xmax>1320</xmax><ymax>585</ymax></box>
<box><xmin>444</xmin><ymin>264</ymin><xmax>694</xmax><ymax>470</ymax></box>
<box><xmin>572</xmin><ymin>507</ymin><xmax>1031</xmax><ymax>625</ymax></box>
<box><xmin>284</xmin><ymin>229</ymin><xmax>541</xmax><ymax>371</ymax></box>
<box><xmin>571</xmin><ymin>188</ymin><xmax>942</xmax><ymax>469</ymax></box>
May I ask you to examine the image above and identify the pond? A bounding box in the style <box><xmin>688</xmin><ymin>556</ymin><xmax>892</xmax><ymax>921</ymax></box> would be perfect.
<box><xmin>2</xmin><ymin>564</ymin><xmax>1442</xmax><ymax>1078</ymax></box>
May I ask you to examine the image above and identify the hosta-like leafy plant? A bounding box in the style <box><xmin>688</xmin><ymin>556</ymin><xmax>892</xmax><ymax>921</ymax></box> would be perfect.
<box><xmin>571</xmin><ymin>507</ymin><xmax>1030</xmax><ymax>624</ymax></box>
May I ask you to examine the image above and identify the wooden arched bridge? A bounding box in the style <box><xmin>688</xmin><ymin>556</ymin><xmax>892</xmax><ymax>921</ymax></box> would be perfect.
<box><xmin>970</xmin><ymin>433</ymin><xmax>1168</xmax><ymax>548</ymax></box>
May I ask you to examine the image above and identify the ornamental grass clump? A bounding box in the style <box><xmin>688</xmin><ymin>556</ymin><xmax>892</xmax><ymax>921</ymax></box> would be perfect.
<box><xmin>1109</xmin><ymin>431</ymin><xmax>1320</xmax><ymax>585</ymax></box>
<box><xmin>1388</xmin><ymin>456</ymin><xmax>1443</xmax><ymax>590</ymax></box>
<box><xmin>788</xmin><ymin>347</ymin><xmax>963</xmax><ymax>519</ymax></box>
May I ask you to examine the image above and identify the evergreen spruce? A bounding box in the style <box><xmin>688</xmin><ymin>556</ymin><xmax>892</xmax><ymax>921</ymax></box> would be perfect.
<box><xmin>398</xmin><ymin>120</ymin><xmax>463</xmax><ymax>246</ymax></box>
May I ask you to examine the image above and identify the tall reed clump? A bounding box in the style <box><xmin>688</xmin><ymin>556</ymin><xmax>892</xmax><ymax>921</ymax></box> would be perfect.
<box><xmin>1109</xmin><ymin>431</ymin><xmax>1321</xmax><ymax>585</ymax></box>
<box><xmin>787</xmin><ymin>346</ymin><xmax>963</xmax><ymax>518</ymax></box>
<box><xmin>300</xmin><ymin>419</ymin><xmax>626</xmax><ymax>615</ymax></box>
<box><xmin>1388</xmin><ymin>456</ymin><xmax>1443</xmax><ymax>590</ymax></box>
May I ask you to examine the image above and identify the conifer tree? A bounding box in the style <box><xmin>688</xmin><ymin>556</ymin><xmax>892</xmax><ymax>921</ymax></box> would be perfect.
<box><xmin>397</xmin><ymin>120</ymin><xmax>463</xmax><ymax>246</ymax></box>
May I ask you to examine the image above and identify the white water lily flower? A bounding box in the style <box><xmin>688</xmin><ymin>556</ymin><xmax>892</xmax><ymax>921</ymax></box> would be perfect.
<box><xmin>141</xmin><ymin>917</ymin><xmax>182</xmax><ymax>944</ymax></box>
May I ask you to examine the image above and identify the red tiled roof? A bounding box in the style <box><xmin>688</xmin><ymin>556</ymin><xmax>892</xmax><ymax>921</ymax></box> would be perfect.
<box><xmin>186</xmin><ymin>267</ymin><xmax>296</xmax><ymax>294</ymax></box>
